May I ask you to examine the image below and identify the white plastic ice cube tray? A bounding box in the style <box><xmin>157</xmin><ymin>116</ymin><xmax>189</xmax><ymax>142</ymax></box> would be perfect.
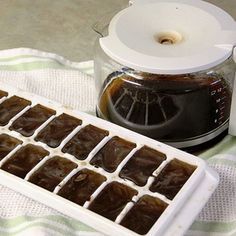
<box><xmin>0</xmin><ymin>82</ymin><xmax>219</xmax><ymax>236</ymax></box>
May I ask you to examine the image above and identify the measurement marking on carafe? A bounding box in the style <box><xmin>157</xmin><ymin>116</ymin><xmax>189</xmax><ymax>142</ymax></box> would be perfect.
<box><xmin>211</xmin><ymin>91</ymin><xmax>216</xmax><ymax>96</ymax></box>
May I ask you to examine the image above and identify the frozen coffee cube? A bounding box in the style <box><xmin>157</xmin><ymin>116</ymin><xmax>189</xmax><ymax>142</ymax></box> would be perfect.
<box><xmin>119</xmin><ymin>146</ymin><xmax>166</xmax><ymax>186</ymax></box>
<box><xmin>89</xmin><ymin>181</ymin><xmax>137</xmax><ymax>221</ymax></box>
<box><xmin>35</xmin><ymin>113</ymin><xmax>82</xmax><ymax>148</ymax></box>
<box><xmin>28</xmin><ymin>156</ymin><xmax>77</xmax><ymax>191</ymax></box>
<box><xmin>0</xmin><ymin>96</ymin><xmax>31</xmax><ymax>126</ymax></box>
<box><xmin>120</xmin><ymin>195</ymin><xmax>168</xmax><ymax>235</ymax></box>
<box><xmin>149</xmin><ymin>159</ymin><xmax>196</xmax><ymax>199</ymax></box>
<box><xmin>0</xmin><ymin>134</ymin><xmax>22</xmax><ymax>160</ymax></box>
<box><xmin>1</xmin><ymin>144</ymin><xmax>48</xmax><ymax>178</ymax></box>
<box><xmin>58</xmin><ymin>169</ymin><xmax>106</xmax><ymax>205</ymax></box>
<box><xmin>0</xmin><ymin>90</ymin><xmax>8</xmax><ymax>99</ymax></box>
<box><xmin>90</xmin><ymin>136</ymin><xmax>136</xmax><ymax>172</ymax></box>
<box><xmin>10</xmin><ymin>104</ymin><xmax>56</xmax><ymax>137</ymax></box>
<box><xmin>62</xmin><ymin>125</ymin><xmax>108</xmax><ymax>160</ymax></box>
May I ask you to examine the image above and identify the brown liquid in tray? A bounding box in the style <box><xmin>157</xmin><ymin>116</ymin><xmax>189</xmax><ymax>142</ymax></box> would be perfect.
<box><xmin>58</xmin><ymin>169</ymin><xmax>106</xmax><ymax>206</ymax></box>
<box><xmin>88</xmin><ymin>182</ymin><xmax>138</xmax><ymax>221</ymax></box>
<box><xmin>150</xmin><ymin>159</ymin><xmax>196</xmax><ymax>200</ymax></box>
<box><xmin>35</xmin><ymin>113</ymin><xmax>82</xmax><ymax>148</ymax></box>
<box><xmin>119</xmin><ymin>146</ymin><xmax>167</xmax><ymax>186</ymax></box>
<box><xmin>90</xmin><ymin>136</ymin><xmax>136</xmax><ymax>172</ymax></box>
<box><xmin>0</xmin><ymin>134</ymin><xmax>22</xmax><ymax>160</ymax></box>
<box><xmin>0</xmin><ymin>91</ymin><xmax>198</xmax><ymax>235</ymax></box>
<box><xmin>10</xmin><ymin>104</ymin><xmax>56</xmax><ymax>137</ymax></box>
<box><xmin>1</xmin><ymin>144</ymin><xmax>49</xmax><ymax>178</ymax></box>
<box><xmin>120</xmin><ymin>195</ymin><xmax>168</xmax><ymax>235</ymax></box>
<box><xmin>62</xmin><ymin>124</ymin><xmax>109</xmax><ymax>160</ymax></box>
<box><xmin>0</xmin><ymin>96</ymin><xmax>31</xmax><ymax>126</ymax></box>
<box><xmin>29</xmin><ymin>156</ymin><xmax>78</xmax><ymax>191</ymax></box>
<box><xmin>0</xmin><ymin>90</ymin><xmax>8</xmax><ymax>99</ymax></box>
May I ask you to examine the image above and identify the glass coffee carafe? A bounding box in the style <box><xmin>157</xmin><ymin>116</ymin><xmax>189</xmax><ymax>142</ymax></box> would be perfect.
<box><xmin>94</xmin><ymin>0</ymin><xmax>236</xmax><ymax>149</ymax></box>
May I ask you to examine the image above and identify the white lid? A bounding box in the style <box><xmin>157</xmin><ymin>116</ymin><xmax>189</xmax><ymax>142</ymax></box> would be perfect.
<box><xmin>100</xmin><ymin>0</ymin><xmax>236</xmax><ymax>74</ymax></box>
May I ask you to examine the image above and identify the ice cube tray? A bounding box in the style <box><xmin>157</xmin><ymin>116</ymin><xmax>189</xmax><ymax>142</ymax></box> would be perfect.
<box><xmin>0</xmin><ymin>82</ymin><xmax>219</xmax><ymax>236</ymax></box>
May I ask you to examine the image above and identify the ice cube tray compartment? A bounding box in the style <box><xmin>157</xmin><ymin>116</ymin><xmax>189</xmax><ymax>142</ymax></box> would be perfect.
<box><xmin>0</xmin><ymin>82</ymin><xmax>219</xmax><ymax>236</ymax></box>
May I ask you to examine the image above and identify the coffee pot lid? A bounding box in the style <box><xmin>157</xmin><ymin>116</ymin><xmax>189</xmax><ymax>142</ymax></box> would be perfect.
<box><xmin>100</xmin><ymin>0</ymin><xmax>236</xmax><ymax>74</ymax></box>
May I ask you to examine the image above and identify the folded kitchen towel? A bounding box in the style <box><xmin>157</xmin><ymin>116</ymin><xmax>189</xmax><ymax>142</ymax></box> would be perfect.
<box><xmin>0</xmin><ymin>48</ymin><xmax>235</xmax><ymax>236</ymax></box>
<box><xmin>187</xmin><ymin>151</ymin><xmax>236</xmax><ymax>236</ymax></box>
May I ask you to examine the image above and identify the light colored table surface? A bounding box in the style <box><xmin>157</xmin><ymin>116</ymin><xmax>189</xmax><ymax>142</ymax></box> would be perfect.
<box><xmin>0</xmin><ymin>0</ymin><xmax>235</xmax><ymax>62</ymax></box>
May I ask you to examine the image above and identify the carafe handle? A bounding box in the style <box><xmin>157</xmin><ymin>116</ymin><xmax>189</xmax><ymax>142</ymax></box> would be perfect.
<box><xmin>229</xmin><ymin>46</ymin><xmax>236</xmax><ymax>136</ymax></box>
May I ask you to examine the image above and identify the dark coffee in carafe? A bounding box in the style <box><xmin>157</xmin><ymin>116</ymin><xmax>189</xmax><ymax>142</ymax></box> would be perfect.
<box><xmin>97</xmin><ymin>72</ymin><xmax>231</xmax><ymax>143</ymax></box>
